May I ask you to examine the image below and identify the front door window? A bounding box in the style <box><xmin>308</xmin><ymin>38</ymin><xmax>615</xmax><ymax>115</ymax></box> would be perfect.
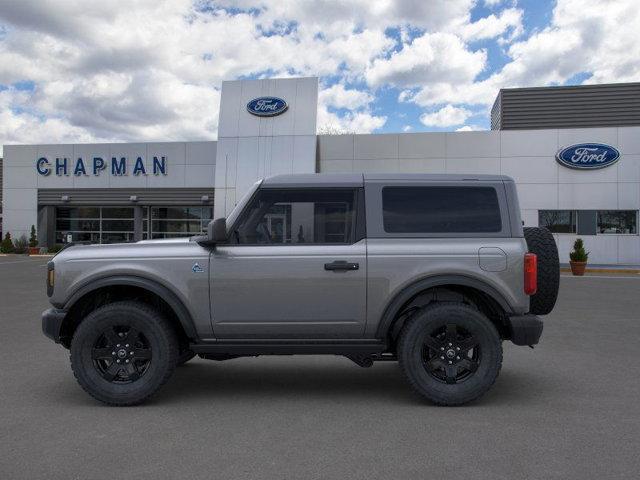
<box><xmin>231</xmin><ymin>189</ymin><xmax>356</xmax><ymax>245</ymax></box>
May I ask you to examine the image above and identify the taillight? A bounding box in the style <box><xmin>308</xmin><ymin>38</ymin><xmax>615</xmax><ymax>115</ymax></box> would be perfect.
<box><xmin>524</xmin><ymin>253</ymin><xmax>537</xmax><ymax>295</ymax></box>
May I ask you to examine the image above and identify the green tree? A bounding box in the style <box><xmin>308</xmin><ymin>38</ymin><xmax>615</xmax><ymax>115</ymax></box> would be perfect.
<box><xmin>1</xmin><ymin>233</ymin><xmax>15</xmax><ymax>253</ymax></box>
<box><xmin>29</xmin><ymin>225</ymin><xmax>38</xmax><ymax>248</ymax></box>
<box><xmin>569</xmin><ymin>238</ymin><xmax>589</xmax><ymax>262</ymax></box>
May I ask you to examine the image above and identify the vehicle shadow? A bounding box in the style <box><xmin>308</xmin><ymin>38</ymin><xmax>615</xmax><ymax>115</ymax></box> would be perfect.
<box><xmin>152</xmin><ymin>358</ymin><xmax>548</xmax><ymax>407</ymax></box>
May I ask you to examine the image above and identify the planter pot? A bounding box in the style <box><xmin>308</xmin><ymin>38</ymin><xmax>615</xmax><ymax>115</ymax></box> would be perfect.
<box><xmin>28</xmin><ymin>246</ymin><xmax>40</xmax><ymax>255</ymax></box>
<box><xmin>570</xmin><ymin>261</ymin><xmax>587</xmax><ymax>276</ymax></box>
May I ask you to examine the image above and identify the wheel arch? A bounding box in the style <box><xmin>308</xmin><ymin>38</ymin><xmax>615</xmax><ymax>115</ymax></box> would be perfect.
<box><xmin>59</xmin><ymin>275</ymin><xmax>197</xmax><ymax>348</ymax></box>
<box><xmin>375</xmin><ymin>275</ymin><xmax>514</xmax><ymax>343</ymax></box>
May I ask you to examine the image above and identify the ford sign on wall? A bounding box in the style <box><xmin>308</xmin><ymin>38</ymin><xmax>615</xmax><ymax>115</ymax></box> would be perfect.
<box><xmin>556</xmin><ymin>143</ymin><xmax>620</xmax><ymax>170</ymax></box>
<box><xmin>247</xmin><ymin>97</ymin><xmax>288</xmax><ymax>117</ymax></box>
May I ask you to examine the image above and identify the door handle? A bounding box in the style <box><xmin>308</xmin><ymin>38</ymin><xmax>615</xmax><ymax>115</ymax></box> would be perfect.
<box><xmin>324</xmin><ymin>260</ymin><xmax>359</xmax><ymax>271</ymax></box>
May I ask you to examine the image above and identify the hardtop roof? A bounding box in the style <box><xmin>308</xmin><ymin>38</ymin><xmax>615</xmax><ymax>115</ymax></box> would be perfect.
<box><xmin>261</xmin><ymin>173</ymin><xmax>512</xmax><ymax>188</ymax></box>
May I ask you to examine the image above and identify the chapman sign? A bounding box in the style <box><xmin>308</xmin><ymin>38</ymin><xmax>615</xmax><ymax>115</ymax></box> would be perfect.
<box><xmin>556</xmin><ymin>143</ymin><xmax>620</xmax><ymax>170</ymax></box>
<box><xmin>36</xmin><ymin>156</ymin><xmax>168</xmax><ymax>177</ymax></box>
<box><xmin>246</xmin><ymin>97</ymin><xmax>288</xmax><ymax>117</ymax></box>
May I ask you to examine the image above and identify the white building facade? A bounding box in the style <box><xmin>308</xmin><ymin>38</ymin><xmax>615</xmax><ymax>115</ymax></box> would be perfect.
<box><xmin>2</xmin><ymin>76</ymin><xmax>639</xmax><ymax>264</ymax></box>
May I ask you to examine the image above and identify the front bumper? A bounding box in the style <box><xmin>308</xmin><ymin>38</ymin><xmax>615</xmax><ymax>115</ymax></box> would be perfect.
<box><xmin>507</xmin><ymin>314</ymin><xmax>543</xmax><ymax>346</ymax></box>
<box><xmin>42</xmin><ymin>308</ymin><xmax>67</xmax><ymax>343</ymax></box>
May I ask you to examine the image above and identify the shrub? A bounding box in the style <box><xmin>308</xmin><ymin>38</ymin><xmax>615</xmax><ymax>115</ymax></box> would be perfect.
<box><xmin>29</xmin><ymin>225</ymin><xmax>38</xmax><ymax>248</ymax></box>
<box><xmin>48</xmin><ymin>244</ymin><xmax>64</xmax><ymax>254</ymax></box>
<box><xmin>13</xmin><ymin>235</ymin><xmax>29</xmax><ymax>254</ymax></box>
<box><xmin>1</xmin><ymin>233</ymin><xmax>15</xmax><ymax>253</ymax></box>
<box><xmin>569</xmin><ymin>238</ymin><xmax>589</xmax><ymax>262</ymax></box>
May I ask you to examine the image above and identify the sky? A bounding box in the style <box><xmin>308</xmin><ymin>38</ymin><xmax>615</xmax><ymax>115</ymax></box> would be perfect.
<box><xmin>0</xmin><ymin>0</ymin><xmax>638</xmax><ymax>154</ymax></box>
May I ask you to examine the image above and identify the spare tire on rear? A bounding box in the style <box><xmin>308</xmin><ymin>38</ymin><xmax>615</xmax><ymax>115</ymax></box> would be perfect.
<box><xmin>523</xmin><ymin>227</ymin><xmax>560</xmax><ymax>315</ymax></box>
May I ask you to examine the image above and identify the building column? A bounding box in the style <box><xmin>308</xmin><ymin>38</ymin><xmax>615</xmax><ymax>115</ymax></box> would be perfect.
<box><xmin>37</xmin><ymin>205</ymin><xmax>56</xmax><ymax>248</ymax></box>
<box><xmin>133</xmin><ymin>206</ymin><xmax>144</xmax><ymax>242</ymax></box>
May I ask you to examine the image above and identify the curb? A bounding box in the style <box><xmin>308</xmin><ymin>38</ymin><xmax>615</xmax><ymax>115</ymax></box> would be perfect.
<box><xmin>560</xmin><ymin>267</ymin><xmax>640</xmax><ymax>275</ymax></box>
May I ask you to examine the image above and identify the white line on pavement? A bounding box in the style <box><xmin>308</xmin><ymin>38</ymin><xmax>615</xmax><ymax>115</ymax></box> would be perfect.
<box><xmin>561</xmin><ymin>274</ymin><xmax>640</xmax><ymax>279</ymax></box>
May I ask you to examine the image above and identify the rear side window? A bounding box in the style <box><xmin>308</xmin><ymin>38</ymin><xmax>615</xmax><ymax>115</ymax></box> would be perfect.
<box><xmin>382</xmin><ymin>186</ymin><xmax>502</xmax><ymax>233</ymax></box>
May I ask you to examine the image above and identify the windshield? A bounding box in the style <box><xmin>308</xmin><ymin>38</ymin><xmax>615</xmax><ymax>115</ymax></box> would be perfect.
<box><xmin>225</xmin><ymin>179</ymin><xmax>262</xmax><ymax>233</ymax></box>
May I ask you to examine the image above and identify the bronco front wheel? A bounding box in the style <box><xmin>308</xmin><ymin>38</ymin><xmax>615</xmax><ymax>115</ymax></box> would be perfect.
<box><xmin>398</xmin><ymin>302</ymin><xmax>502</xmax><ymax>406</ymax></box>
<box><xmin>70</xmin><ymin>301</ymin><xmax>178</xmax><ymax>406</ymax></box>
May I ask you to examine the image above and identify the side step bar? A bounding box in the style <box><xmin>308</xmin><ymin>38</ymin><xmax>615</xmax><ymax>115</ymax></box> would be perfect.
<box><xmin>190</xmin><ymin>339</ymin><xmax>388</xmax><ymax>356</ymax></box>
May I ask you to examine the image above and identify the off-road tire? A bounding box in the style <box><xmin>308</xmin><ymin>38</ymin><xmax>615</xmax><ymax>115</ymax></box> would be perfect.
<box><xmin>70</xmin><ymin>301</ymin><xmax>178</xmax><ymax>406</ymax></box>
<box><xmin>398</xmin><ymin>302</ymin><xmax>502</xmax><ymax>406</ymax></box>
<box><xmin>524</xmin><ymin>226</ymin><xmax>560</xmax><ymax>315</ymax></box>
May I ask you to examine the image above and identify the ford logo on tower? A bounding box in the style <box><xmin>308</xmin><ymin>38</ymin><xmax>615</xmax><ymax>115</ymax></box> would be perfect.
<box><xmin>556</xmin><ymin>143</ymin><xmax>620</xmax><ymax>170</ymax></box>
<box><xmin>247</xmin><ymin>96</ymin><xmax>288</xmax><ymax>117</ymax></box>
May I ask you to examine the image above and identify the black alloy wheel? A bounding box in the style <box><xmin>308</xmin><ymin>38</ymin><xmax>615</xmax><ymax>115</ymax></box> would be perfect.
<box><xmin>91</xmin><ymin>326</ymin><xmax>152</xmax><ymax>383</ymax></box>
<box><xmin>422</xmin><ymin>323</ymin><xmax>480</xmax><ymax>385</ymax></box>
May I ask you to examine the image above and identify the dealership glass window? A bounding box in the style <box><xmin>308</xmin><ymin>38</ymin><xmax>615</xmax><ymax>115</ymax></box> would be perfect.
<box><xmin>146</xmin><ymin>206</ymin><xmax>213</xmax><ymax>239</ymax></box>
<box><xmin>538</xmin><ymin>210</ymin><xmax>577</xmax><ymax>233</ymax></box>
<box><xmin>382</xmin><ymin>186</ymin><xmax>502</xmax><ymax>233</ymax></box>
<box><xmin>231</xmin><ymin>189</ymin><xmax>355</xmax><ymax>245</ymax></box>
<box><xmin>597</xmin><ymin>210</ymin><xmax>638</xmax><ymax>234</ymax></box>
<box><xmin>55</xmin><ymin>207</ymin><xmax>135</xmax><ymax>244</ymax></box>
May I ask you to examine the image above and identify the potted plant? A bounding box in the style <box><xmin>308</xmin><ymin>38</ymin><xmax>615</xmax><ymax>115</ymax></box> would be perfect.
<box><xmin>569</xmin><ymin>238</ymin><xmax>589</xmax><ymax>276</ymax></box>
<box><xmin>1</xmin><ymin>232</ymin><xmax>15</xmax><ymax>253</ymax></box>
<box><xmin>28</xmin><ymin>225</ymin><xmax>40</xmax><ymax>255</ymax></box>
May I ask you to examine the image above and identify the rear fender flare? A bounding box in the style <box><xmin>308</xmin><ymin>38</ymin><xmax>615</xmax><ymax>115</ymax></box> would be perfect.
<box><xmin>375</xmin><ymin>275</ymin><xmax>514</xmax><ymax>339</ymax></box>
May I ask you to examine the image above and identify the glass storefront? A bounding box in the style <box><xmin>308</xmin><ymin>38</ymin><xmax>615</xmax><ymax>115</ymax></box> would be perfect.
<box><xmin>55</xmin><ymin>206</ymin><xmax>213</xmax><ymax>244</ymax></box>
<box><xmin>55</xmin><ymin>207</ymin><xmax>134</xmax><ymax>244</ymax></box>
<box><xmin>145</xmin><ymin>206</ymin><xmax>213</xmax><ymax>239</ymax></box>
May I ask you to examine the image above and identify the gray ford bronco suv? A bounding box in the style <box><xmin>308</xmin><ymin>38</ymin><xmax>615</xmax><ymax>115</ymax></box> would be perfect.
<box><xmin>42</xmin><ymin>173</ymin><xmax>559</xmax><ymax>406</ymax></box>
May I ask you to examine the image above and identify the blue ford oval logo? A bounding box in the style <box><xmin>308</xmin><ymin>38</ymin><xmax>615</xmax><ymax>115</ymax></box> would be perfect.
<box><xmin>247</xmin><ymin>97</ymin><xmax>288</xmax><ymax>117</ymax></box>
<box><xmin>556</xmin><ymin>143</ymin><xmax>620</xmax><ymax>170</ymax></box>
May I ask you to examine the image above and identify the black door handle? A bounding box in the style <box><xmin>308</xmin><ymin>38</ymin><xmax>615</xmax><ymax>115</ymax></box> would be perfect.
<box><xmin>324</xmin><ymin>260</ymin><xmax>359</xmax><ymax>271</ymax></box>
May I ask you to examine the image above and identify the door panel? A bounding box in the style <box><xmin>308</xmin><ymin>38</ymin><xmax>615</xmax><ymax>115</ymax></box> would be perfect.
<box><xmin>211</xmin><ymin>240</ymin><xmax>367</xmax><ymax>338</ymax></box>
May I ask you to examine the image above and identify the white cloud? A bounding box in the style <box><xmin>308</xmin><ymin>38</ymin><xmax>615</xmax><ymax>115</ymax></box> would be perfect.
<box><xmin>317</xmin><ymin>106</ymin><xmax>386</xmax><ymax>134</ymax></box>
<box><xmin>319</xmin><ymin>84</ymin><xmax>373</xmax><ymax>110</ymax></box>
<box><xmin>0</xmin><ymin>0</ymin><xmax>638</xmax><ymax>146</ymax></box>
<box><xmin>404</xmin><ymin>0</ymin><xmax>640</xmax><ymax>111</ymax></box>
<box><xmin>402</xmin><ymin>125</ymin><xmax>413</xmax><ymax>132</ymax></box>
<box><xmin>420</xmin><ymin>105</ymin><xmax>472</xmax><ymax>127</ymax></box>
<box><xmin>458</xmin><ymin>8</ymin><xmax>523</xmax><ymax>42</ymax></box>
<box><xmin>456</xmin><ymin>125</ymin><xmax>484</xmax><ymax>131</ymax></box>
<box><xmin>366</xmin><ymin>32</ymin><xmax>486</xmax><ymax>88</ymax></box>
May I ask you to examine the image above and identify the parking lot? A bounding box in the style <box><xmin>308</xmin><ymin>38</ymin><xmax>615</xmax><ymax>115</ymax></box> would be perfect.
<box><xmin>1</xmin><ymin>255</ymin><xmax>639</xmax><ymax>480</ymax></box>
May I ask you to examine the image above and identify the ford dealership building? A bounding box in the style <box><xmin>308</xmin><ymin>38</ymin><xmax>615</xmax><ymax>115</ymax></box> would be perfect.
<box><xmin>1</xmin><ymin>78</ymin><xmax>639</xmax><ymax>264</ymax></box>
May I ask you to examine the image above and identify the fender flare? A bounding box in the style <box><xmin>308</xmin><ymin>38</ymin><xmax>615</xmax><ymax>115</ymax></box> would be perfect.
<box><xmin>63</xmin><ymin>275</ymin><xmax>197</xmax><ymax>339</ymax></box>
<box><xmin>375</xmin><ymin>274</ymin><xmax>515</xmax><ymax>339</ymax></box>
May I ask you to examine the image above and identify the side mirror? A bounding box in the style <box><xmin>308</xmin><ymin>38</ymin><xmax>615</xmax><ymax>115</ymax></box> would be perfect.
<box><xmin>208</xmin><ymin>217</ymin><xmax>227</xmax><ymax>243</ymax></box>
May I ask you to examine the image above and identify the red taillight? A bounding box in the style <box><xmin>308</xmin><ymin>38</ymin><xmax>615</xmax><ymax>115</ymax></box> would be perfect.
<box><xmin>524</xmin><ymin>253</ymin><xmax>537</xmax><ymax>295</ymax></box>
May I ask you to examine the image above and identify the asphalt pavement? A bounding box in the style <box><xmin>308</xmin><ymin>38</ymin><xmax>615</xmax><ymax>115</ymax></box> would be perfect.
<box><xmin>1</xmin><ymin>255</ymin><xmax>639</xmax><ymax>479</ymax></box>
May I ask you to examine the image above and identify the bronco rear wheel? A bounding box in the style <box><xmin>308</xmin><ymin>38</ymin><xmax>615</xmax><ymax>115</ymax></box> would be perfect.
<box><xmin>70</xmin><ymin>301</ymin><xmax>178</xmax><ymax>406</ymax></box>
<box><xmin>398</xmin><ymin>302</ymin><xmax>502</xmax><ymax>406</ymax></box>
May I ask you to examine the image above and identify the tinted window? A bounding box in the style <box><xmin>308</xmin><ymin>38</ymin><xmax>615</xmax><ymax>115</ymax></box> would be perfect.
<box><xmin>597</xmin><ymin>210</ymin><xmax>637</xmax><ymax>234</ymax></box>
<box><xmin>382</xmin><ymin>186</ymin><xmax>501</xmax><ymax>233</ymax></box>
<box><xmin>232</xmin><ymin>189</ymin><xmax>355</xmax><ymax>244</ymax></box>
<box><xmin>539</xmin><ymin>210</ymin><xmax>577</xmax><ymax>233</ymax></box>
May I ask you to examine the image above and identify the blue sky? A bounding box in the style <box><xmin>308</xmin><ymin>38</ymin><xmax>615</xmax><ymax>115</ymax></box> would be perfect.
<box><xmin>0</xmin><ymin>0</ymin><xmax>637</xmax><ymax>150</ymax></box>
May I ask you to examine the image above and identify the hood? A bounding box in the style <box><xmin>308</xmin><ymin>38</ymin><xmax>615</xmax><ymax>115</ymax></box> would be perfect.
<box><xmin>53</xmin><ymin>237</ymin><xmax>196</xmax><ymax>262</ymax></box>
